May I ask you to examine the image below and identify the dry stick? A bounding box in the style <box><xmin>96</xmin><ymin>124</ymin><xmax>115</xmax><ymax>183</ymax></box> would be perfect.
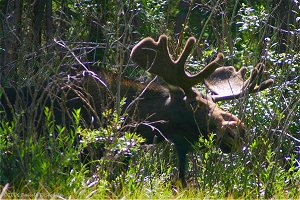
<box><xmin>230</xmin><ymin>0</ymin><xmax>239</xmax><ymax>26</ymax></box>
<box><xmin>257</xmin><ymin>0</ymin><xmax>286</xmax><ymax>47</ymax></box>
<box><xmin>197</xmin><ymin>0</ymin><xmax>220</xmax><ymax>44</ymax></box>
<box><xmin>0</xmin><ymin>183</ymin><xmax>9</xmax><ymax>199</ymax></box>
<box><xmin>262</xmin><ymin>79</ymin><xmax>297</xmax><ymax>153</ymax></box>
<box><xmin>275</xmin><ymin>97</ymin><xmax>300</xmax><ymax>144</ymax></box>
<box><xmin>222</xmin><ymin>14</ymin><xmax>234</xmax><ymax>65</ymax></box>
<box><xmin>264</xmin><ymin>99</ymin><xmax>299</xmax><ymax>199</ymax></box>
<box><xmin>0</xmin><ymin>87</ymin><xmax>15</xmax><ymax>119</ymax></box>
<box><xmin>54</xmin><ymin>39</ymin><xmax>109</xmax><ymax>91</ymax></box>
<box><xmin>115</xmin><ymin>3</ymin><xmax>123</xmax><ymax>123</ymax></box>
<box><xmin>175</xmin><ymin>0</ymin><xmax>194</xmax><ymax>58</ymax></box>
<box><xmin>115</xmin><ymin>0</ymin><xmax>134</xmax><ymax>122</ymax></box>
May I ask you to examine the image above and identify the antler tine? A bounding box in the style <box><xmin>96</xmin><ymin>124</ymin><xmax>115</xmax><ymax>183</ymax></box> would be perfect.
<box><xmin>152</xmin><ymin>35</ymin><xmax>175</xmax><ymax>76</ymax></box>
<box><xmin>183</xmin><ymin>53</ymin><xmax>224</xmax><ymax>85</ymax></box>
<box><xmin>130</xmin><ymin>35</ymin><xmax>176</xmax><ymax>77</ymax></box>
<box><xmin>246</xmin><ymin>63</ymin><xmax>274</xmax><ymax>93</ymax></box>
<box><xmin>175</xmin><ymin>37</ymin><xmax>196</xmax><ymax>67</ymax></box>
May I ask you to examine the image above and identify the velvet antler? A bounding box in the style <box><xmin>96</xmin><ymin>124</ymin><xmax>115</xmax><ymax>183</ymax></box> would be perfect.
<box><xmin>130</xmin><ymin>35</ymin><xmax>224</xmax><ymax>93</ymax></box>
<box><xmin>204</xmin><ymin>63</ymin><xmax>274</xmax><ymax>101</ymax></box>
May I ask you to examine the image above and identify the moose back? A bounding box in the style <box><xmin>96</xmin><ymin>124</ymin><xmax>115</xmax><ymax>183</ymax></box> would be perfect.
<box><xmin>0</xmin><ymin>35</ymin><xmax>273</xmax><ymax>186</ymax></box>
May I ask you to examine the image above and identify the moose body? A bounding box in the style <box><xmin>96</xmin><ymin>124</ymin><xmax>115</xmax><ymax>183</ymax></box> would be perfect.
<box><xmin>0</xmin><ymin>35</ymin><xmax>273</xmax><ymax>186</ymax></box>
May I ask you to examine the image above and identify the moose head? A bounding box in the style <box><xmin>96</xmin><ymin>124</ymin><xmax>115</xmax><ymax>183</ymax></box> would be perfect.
<box><xmin>130</xmin><ymin>35</ymin><xmax>274</xmax><ymax>186</ymax></box>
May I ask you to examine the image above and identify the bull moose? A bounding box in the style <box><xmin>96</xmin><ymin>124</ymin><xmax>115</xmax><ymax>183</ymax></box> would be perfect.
<box><xmin>0</xmin><ymin>35</ymin><xmax>273</xmax><ymax>186</ymax></box>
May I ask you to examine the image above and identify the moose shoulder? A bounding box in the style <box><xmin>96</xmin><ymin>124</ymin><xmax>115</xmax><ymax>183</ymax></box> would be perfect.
<box><xmin>0</xmin><ymin>35</ymin><xmax>273</xmax><ymax>187</ymax></box>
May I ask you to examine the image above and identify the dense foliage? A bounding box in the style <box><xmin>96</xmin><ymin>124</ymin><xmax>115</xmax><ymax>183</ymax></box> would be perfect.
<box><xmin>0</xmin><ymin>0</ymin><xmax>299</xmax><ymax>198</ymax></box>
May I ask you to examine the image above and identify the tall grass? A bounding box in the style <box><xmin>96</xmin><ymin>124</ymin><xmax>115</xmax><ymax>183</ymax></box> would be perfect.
<box><xmin>0</xmin><ymin>100</ymin><xmax>299</xmax><ymax>198</ymax></box>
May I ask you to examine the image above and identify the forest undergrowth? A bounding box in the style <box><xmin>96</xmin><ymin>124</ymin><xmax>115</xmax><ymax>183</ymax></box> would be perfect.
<box><xmin>0</xmin><ymin>0</ymin><xmax>299</xmax><ymax>199</ymax></box>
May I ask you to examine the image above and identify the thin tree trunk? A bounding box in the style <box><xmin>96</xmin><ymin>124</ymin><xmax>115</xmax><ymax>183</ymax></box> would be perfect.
<box><xmin>45</xmin><ymin>0</ymin><xmax>53</xmax><ymax>49</ymax></box>
<box><xmin>32</xmin><ymin>0</ymin><xmax>46</xmax><ymax>53</ymax></box>
<box><xmin>2</xmin><ymin>0</ymin><xmax>23</xmax><ymax>82</ymax></box>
